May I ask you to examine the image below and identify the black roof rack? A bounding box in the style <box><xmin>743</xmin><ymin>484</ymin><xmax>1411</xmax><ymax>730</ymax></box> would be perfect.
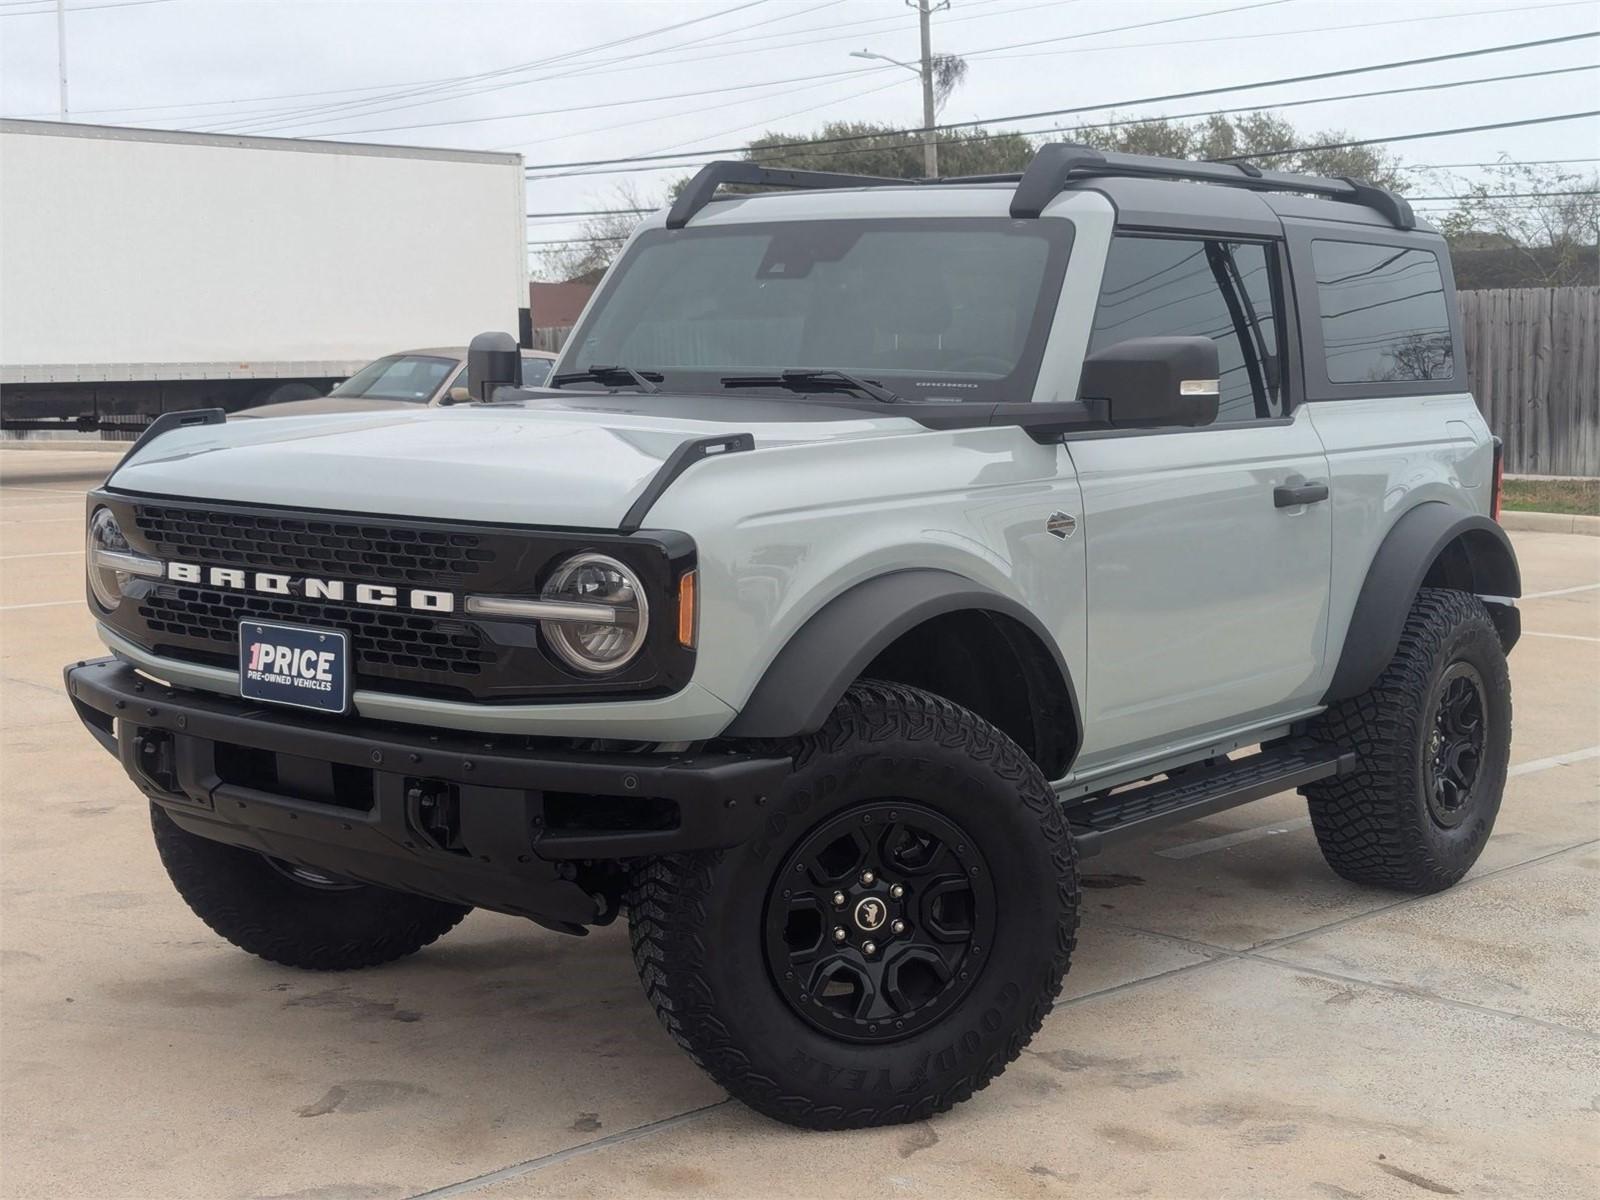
<box><xmin>666</xmin><ymin>161</ymin><xmax>909</xmax><ymax>229</ymax></box>
<box><xmin>665</xmin><ymin>144</ymin><xmax>1415</xmax><ymax>232</ymax></box>
<box><xmin>1011</xmin><ymin>143</ymin><xmax>1415</xmax><ymax>229</ymax></box>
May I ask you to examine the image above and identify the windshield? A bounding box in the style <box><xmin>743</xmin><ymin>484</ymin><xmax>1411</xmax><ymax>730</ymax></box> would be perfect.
<box><xmin>521</xmin><ymin>355</ymin><xmax>554</xmax><ymax>386</ymax></box>
<box><xmin>329</xmin><ymin>354</ymin><xmax>458</xmax><ymax>401</ymax></box>
<box><xmin>561</xmin><ymin>218</ymin><xmax>1072</xmax><ymax>403</ymax></box>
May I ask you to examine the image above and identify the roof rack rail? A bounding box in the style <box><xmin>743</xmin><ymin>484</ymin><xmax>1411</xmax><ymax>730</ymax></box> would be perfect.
<box><xmin>666</xmin><ymin>161</ymin><xmax>910</xmax><ymax>229</ymax></box>
<box><xmin>665</xmin><ymin>144</ymin><xmax>1415</xmax><ymax>232</ymax></box>
<box><xmin>1010</xmin><ymin>142</ymin><xmax>1415</xmax><ymax>230</ymax></box>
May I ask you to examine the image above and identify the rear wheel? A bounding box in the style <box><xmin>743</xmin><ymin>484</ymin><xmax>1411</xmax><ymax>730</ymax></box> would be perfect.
<box><xmin>151</xmin><ymin>804</ymin><xmax>470</xmax><ymax>969</ymax></box>
<box><xmin>627</xmin><ymin>682</ymin><xmax>1079</xmax><ymax>1129</ymax></box>
<box><xmin>1304</xmin><ymin>588</ymin><xmax>1511</xmax><ymax>893</ymax></box>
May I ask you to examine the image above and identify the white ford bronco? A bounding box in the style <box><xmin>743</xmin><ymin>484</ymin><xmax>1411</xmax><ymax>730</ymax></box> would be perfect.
<box><xmin>66</xmin><ymin>146</ymin><xmax>1520</xmax><ymax>1130</ymax></box>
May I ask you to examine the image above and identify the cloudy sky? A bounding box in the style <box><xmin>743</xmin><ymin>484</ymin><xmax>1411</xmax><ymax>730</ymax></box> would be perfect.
<box><xmin>3</xmin><ymin>0</ymin><xmax>1596</xmax><ymax>266</ymax></box>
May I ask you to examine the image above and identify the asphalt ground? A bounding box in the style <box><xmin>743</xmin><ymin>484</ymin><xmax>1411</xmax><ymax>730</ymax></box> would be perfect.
<box><xmin>1</xmin><ymin>448</ymin><xmax>1595</xmax><ymax>1200</ymax></box>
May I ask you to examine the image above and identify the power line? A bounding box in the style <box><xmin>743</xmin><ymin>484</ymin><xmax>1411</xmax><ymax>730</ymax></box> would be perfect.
<box><xmin>0</xmin><ymin>0</ymin><xmax>172</xmax><ymax>14</ymax></box>
<box><xmin>1397</xmin><ymin>157</ymin><xmax>1600</xmax><ymax>171</ymax></box>
<box><xmin>6</xmin><ymin>0</ymin><xmax>875</xmax><ymax>120</ymax></box>
<box><xmin>523</xmin><ymin>31</ymin><xmax>1600</xmax><ymax>176</ymax></box>
<box><xmin>271</xmin><ymin>66</ymin><xmax>896</xmax><ymax>141</ymax></box>
<box><xmin>1218</xmin><ymin>110</ymin><xmax>1600</xmax><ymax>162</ymax></box>
<box><xmin>200</xmin><ymin>0</ymin><xmax>787</xmax><ymax>134</ymax></box>
<box><xmin>974</xmin><ymin>0</ymin><xmax>1594</xmax><ymax>64</ymax></box>
<box><xmin>212</xmin><ymin>0</ymin><xmax>1295</xmax><ymax>139</ymax></box>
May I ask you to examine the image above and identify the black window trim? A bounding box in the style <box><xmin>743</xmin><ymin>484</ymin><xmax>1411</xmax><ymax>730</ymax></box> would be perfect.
<box><xmin>1078</xmin><ymin>228</ymin><xmax>1302</xmax><ymax>425</ymax></box>
<box><xmin>1281</xmin><ymin>220</ymin><xmax>1461</xmax><ymax>402</ymax></box>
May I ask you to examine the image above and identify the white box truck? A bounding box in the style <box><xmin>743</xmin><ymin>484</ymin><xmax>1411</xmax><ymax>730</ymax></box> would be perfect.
<box><xmin>0</xmin><ymin>119</ymin><xmax>527</xmax><ymax>433</ymax></box>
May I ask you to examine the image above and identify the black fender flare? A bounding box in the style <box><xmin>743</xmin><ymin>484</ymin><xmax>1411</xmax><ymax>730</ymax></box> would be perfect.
<box><xmin>723</xmin><ymin>568</ymin><xmax>1081</xmax><ymax>744</ymax></box>
<box><xmin>1323</xmin><ymin>501</ymin><xmax>1521</xmax><ymax>703</ymax></box>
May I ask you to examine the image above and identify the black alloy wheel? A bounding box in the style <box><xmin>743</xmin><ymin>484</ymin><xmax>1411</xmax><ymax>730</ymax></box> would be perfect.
<box><xmin>1425</xmin><ymin>662</ymin><xmax>1487</xmax><ymax>829</ymax></box>
<box><xmin>763</xmin><ymin>801</ymin><xmax>995</xmax><ymax>1043</ymax></box>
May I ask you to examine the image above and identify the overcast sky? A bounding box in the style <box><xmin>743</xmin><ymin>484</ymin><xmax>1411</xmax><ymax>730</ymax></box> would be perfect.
<box><xmin>3</xmin><ymin>0</ymin><xmax>1597</xmax><ymax>265</ymax></box>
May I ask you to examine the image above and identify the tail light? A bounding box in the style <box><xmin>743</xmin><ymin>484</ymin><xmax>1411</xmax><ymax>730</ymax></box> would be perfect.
<box><xmin>1490</xmin><ymin>437</ymin><xmax>1505</xmax><ymax>521</ymax></box>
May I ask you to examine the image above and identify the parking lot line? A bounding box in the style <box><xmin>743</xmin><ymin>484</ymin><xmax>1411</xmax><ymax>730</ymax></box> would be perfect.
<box><xmin>0</xmin><ymin>485</ymin><xmax>91</xmax><ymax>497</ymax></box>
<box><xmin>0</xmin><ymin>599</ymin><xmax>81</xmax><ymax>611</ymax></box>
<box><xmin>1522</xmin><ymin>582</ymin><xmax>1600</xmax><ymax>600</ymax></box>
<box><xmin>0</xmin><ymin>550</ymin><xmax>83</xmax><ymax>560</ymax></box>
<box><xmin>406</xmin><ymin>1100</ymin><xmax>731</xmax><ymax>1200</ymax></box>
<box><xmin>1508</xmin><ymin>744</ymin><xmax>1600</xmax><ymax>776</ymax></box>
<box><xmin>1522</xmin><ymin>631</ymin><xmax>1600</xmax><ymax>643</ymax></box>
<box><xmin>1156</xmin><ymin>817</ymin><xmax>1312</xmax><ymax>860</ymax></box>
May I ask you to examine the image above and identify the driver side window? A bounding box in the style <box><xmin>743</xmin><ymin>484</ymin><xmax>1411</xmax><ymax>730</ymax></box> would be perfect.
<box><xmin>1088</xmin><ymin>235</ymin><xmax>1284</xmax><ymax>421</ymax></box>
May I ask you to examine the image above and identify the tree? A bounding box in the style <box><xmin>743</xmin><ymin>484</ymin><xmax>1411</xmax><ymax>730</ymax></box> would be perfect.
<box><xmin>1060</xmin><ymin>111</ymin><xmax>1406</xmax><ymax>191</ymax></box>
<box><xmin>532</xmin><ymin>182</ymin><xmax>652</xmax><ymax>283</ymax></box>
<box><xmin>741</xmin><ymin>120</ymin><xmax>1034</xmax><ymax>179</ymax></box>
<box><xmin>1438</xmin><ymin>160</ymin><xmax>1600</xmax><ymax>287</ymax></box>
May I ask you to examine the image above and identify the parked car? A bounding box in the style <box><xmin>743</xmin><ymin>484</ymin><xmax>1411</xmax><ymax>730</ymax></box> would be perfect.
<box><xmin>238</xmin><ymin>347</ymin><xmax>558</xmax><ymax>417</ymax></box>
<box><xmin>65</xmin><ymin>146</ymin><xmax>1518</xmax><ymax>1131</ymax></box>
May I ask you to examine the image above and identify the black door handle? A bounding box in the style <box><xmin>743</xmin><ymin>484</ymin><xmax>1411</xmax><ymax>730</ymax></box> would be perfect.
<box><xmin>1274</xmin><ymin>481</ymin><xmax>1330</xmax><ymax>508</ymax></box>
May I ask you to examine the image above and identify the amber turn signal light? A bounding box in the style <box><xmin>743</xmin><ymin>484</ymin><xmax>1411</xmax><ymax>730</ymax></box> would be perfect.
<box><xmin>677</xmin><ymin>570</ymin><xmax>698</xmax><ymax>648</ymax></box>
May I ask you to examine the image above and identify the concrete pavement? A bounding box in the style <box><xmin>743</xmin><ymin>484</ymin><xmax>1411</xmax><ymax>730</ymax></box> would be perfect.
<box><xmin>1</xmin><ymin>449</ymin><xmax>1595</xmax><ymax>1200</ymax></box>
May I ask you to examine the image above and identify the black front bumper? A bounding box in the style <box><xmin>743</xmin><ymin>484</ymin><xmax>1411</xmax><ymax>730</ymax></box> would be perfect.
<box><xmin>65</xmin><ymin>657</ymin><xmax>790</xmax><ymax>928</ymax></box>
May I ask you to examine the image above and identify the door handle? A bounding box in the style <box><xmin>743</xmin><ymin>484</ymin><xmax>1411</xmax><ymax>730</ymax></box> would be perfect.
<box><xmin>1274</xmin><ymin>481</ymin><xmax>1329</xmax><ymax>508</ymax></box>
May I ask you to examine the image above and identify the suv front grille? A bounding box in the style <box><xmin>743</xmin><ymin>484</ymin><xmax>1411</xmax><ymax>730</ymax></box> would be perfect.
<box><xmin>139</xmin><ymin>586</ymin><xmax>497</xmax><ymax>679</ymax></box>
<box><xmin>98</xmin><ymin>494</ymin><xmax>695</xmax><ymax>704</ymax></box>
<box><xmin>133</xmin><ymin>504</ymin><xmax>496</xmax><ymax>586</ymax></box>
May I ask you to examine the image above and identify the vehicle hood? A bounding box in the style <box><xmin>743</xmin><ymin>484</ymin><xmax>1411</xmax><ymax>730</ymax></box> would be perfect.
<box><xmin>234</xmin><ymin>396</ymin><xmax>417</xmax><ymax>419</ymax></box>
<box><xmin>108</xmin><ymin>393</ymin><xmax>924</xmax><ymax>529</ymax></box>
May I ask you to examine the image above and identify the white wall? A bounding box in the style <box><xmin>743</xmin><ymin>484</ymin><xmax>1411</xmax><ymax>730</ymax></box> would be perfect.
<box><xmin>0</xmin><ymin>125</ymin><xmax>525</xmax><ymax>374</ymax></box>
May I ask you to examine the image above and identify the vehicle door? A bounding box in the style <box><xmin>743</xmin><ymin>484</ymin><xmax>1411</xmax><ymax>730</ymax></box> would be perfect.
<box><xmin>1066</xmin><ymin>232</ymin><xmax>1333</xmax><ymax>772</ymax></box>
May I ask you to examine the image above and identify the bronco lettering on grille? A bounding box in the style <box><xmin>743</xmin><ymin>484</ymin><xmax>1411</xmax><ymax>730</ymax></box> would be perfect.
<box><xmin>164</xmin><ymin>562</ymin><xmax>454</xmax><ymax>614</ymax></box>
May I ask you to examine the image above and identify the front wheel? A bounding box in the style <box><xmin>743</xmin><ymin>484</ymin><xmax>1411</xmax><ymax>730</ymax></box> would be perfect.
<box><xmin>151</xmin><ymin>804</ymin><xmax>471</xmax><ymax>969</ymax></box>
<box><xmin>627</xmin><ymin>682</ymin><xmax>1080</xmax><ymax>1130</ymax></box>
<box><xmin>1304</xmin><ymin>588</ymin><xmax>1512</xmax><ymax>893</ymax></box>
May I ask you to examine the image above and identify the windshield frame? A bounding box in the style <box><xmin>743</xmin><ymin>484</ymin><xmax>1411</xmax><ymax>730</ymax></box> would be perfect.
<box><xmin>556</xmin><ymin>217</ymin><xmax>1075</xmax><ymax>405</ymax></box>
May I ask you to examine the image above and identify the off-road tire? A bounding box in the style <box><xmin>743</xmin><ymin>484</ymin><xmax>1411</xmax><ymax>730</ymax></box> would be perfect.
<box><xmin>626</xmin><ymin>681</ymin><xmax>1079</xmax><ymax>1130</ymax></box>
<box><xmin>151</xmin><ymin>804</ymin><xmax>470</xmax><ymax>969</ymax></box>
<box><xmin>1304</xmin><ymin>588</ymin><xmax>1511</xmax><ymax>893</ymax></box>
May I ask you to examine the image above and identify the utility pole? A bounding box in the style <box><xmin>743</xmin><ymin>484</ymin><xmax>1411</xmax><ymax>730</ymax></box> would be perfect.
<box><xmin>56</xmin><ymin>0</ymin><xmax>69</xmax><ymax>121</ymax></box>
<box><xmin>912</xmin><ymin>0</ymin><xmax>943</xmax><ymax>178</ymax></box>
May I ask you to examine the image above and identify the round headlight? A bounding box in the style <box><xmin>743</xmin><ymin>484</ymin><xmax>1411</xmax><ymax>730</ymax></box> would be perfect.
<box><xmin>540</xmin><ymin>553</ymin><xmax>649</xmax><ymax>673</ymax></box>
<box><xmin>86</xmin><ymin>507</ymin><xmax>131</xmax><ymax>611</ymax></box>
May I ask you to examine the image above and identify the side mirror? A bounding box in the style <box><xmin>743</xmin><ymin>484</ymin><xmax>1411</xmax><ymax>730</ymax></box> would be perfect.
<box><xmin>467</xmin><ymin>331</ymin><xmax>521</xmax><ymax>402</ymax></box>
<box><xmin>442</xmin><ymin>386</ymin><xmax>471</xmax><ymax>406</ymax></box>
<box><xmin>1078</xmin><ymin>336</ymin><xmax>1220</xmax><ymax>428</ymax></box>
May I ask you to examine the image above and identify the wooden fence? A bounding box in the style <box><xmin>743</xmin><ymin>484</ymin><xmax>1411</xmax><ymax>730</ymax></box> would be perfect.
<box><xmin>1459</xmin><ymin>287</ymin><xmax>1599</xmax><ymax>476</ymax></box>
<box><xmin>536</xmin><ymin>291</ymin><xmax>1600</xmax><ymax>476</ymax></box>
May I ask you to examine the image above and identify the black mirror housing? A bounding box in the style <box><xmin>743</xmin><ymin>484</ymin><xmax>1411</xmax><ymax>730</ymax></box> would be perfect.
<box><xmin>467</xmin><ymin>331</ymin><xmax>521</xmax><ymax>402</ymax></box>
<box><xmin>1078</xmin><ymin>336</ymin><xmax>1221</xmax><ymax>428</ymax></box>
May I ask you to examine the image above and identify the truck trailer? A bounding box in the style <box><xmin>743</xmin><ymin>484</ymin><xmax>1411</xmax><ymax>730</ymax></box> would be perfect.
<box><xmin>0</xmin><ymin>119</ymin><xmax>527</xmax><ymax>434</ymax></box>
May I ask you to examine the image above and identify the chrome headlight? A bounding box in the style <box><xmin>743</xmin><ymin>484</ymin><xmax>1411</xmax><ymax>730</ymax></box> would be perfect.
<box><xmin>466</xmin><ymin>552</ymin><xmax>650</xmax><ymax>674</ymax></box>
<box><xmin>538</xmin><ymin>553</ymin><xmax>649</xmax><ymax>673</ymax></box>
<box><xmin>86</xmin><ymin>507</ymin><xmax>163</xmax><ymax>611</ymax></box>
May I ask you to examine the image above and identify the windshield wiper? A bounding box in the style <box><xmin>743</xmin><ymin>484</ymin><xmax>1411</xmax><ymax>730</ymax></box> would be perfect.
<box><xmin>721</xmin><ymin>369</ymin><xmax>903</xmax><ymax>405</ymax></box>
<box><xmin>550</xmin><ymin>365</ymin><xmax>662</xmax><ymax>394</ymax></box>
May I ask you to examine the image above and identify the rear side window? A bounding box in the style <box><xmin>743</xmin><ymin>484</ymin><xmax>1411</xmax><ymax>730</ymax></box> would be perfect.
<box><xmin>1087</xmin><ymin>235</ymin><xmax>1284</xmax><ymax>421</ymax></box>
<box><xmin>1311</xmin><ymin>240</ymin><xmax>1453</xmax><ymax>383</ymax></box>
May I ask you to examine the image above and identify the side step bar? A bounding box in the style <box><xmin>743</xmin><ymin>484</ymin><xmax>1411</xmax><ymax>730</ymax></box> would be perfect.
<box><xmin>1068</xmin><ymin>741</ymin><xmax>1356</xmax><ymax>858</ymax></box>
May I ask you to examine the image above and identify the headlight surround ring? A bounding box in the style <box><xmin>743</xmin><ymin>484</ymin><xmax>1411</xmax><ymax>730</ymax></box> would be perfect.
<box><xmin>86</xmin><ymin>506</ymin><xmax>143</xmax><ymax>611</ymax></box>
<box><xmin>537</xmin><ymin>552</ymin><xmax>650</xmax><ymax>674</ymax></box>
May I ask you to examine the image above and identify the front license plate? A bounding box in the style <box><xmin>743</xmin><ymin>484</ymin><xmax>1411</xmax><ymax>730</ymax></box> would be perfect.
<box><xmin>239</xmin><ymin>621</ymin><xmax>350</xmax><ymax>714</ymax></box>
